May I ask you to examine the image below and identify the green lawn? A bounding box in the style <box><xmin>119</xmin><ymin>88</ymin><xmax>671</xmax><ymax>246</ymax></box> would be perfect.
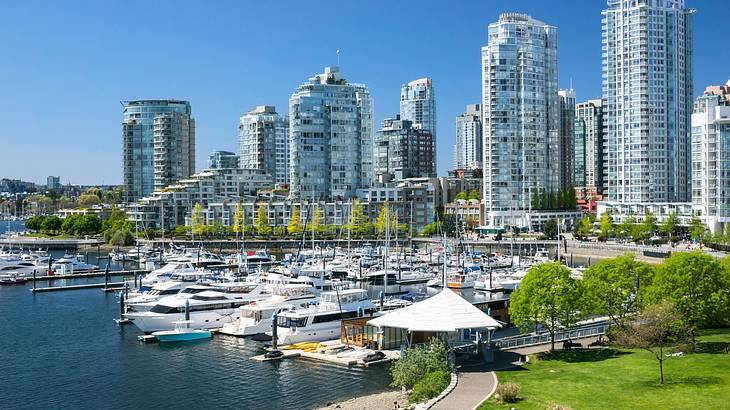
<box><xmin>479</xmin><ymin>329</ymin><xmax>730</xmax><ymax>410</ymax></box>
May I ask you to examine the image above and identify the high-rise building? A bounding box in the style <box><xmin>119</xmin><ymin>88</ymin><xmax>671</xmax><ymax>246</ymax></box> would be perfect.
<box><xmin>238</xmin><ymin>106</ymin><xmax>289</xmax><ymax>185</ymax></box>
<box><xmin>602</xmin><ymin>0</ymin><xmax>694</xmax><ymax>203</ymax></box>
<box><xmin>481</xmin><ymin>13</ymin><xmax>559</xmax><ymax>227</ymax></box>
<box><xmin>208</xmin><ymin>150</ymin><xmax>239</xmax><ymax>169</ymax></box>
<box><xmin>691</xmin><ymin>81</ymin><xmax>730</xmax><ymax>234</ymax></box>
<box><xmin>289</xmin><ymin>66</ymin><xmax>374</xmax><ymax>200</ymax></box>
<box><xmin>374</xmin><ymin>115</ymin><xmax>435</xmax><ymax>181</ymax></box>
<box><xmin>46</xmin><ymin>176</ymin><xmax>61</xmax><ymax>190</ymax></box>
<box><xmin>558</xmin><ymin>89</ymin><xmax>576</xmax><ymax>189</ymax></box>
<box><xmin>400</xmin><ymin>78</ymin><xmax>436</xmax><ymax>137</ymax></box>
<box><xmin>574</xmin><ymin>99</ymin><xmax>604</xmax><ymax>198</ymax></box>
<box><xmin>454</xmin><ymin>104</ymin><xmax>482</xmax><ymax>170</ymax></box>
<box><xmin>122</xmin><ymin>100</ymin><xmax>195</xmax><ymax>202</ymax></box>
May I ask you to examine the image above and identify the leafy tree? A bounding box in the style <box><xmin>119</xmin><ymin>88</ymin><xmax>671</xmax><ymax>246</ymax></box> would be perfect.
<box><xmin>542</xmin><ymin>219</ymin><xmax>558</xmax><ymax>240</ymax></box>
<box><xmin>61</xmin><ymin>214</ymin><xmax>81</xmax><ymax>235</ymax></box>
<box><xmin>254</xmin><ymin>204</ymin><xmax>271</xmax><ymax>236</ymax></box>
<box><xmin>441</xmin><ymin>214</ymin><xmax>458</xmax><ymax>237</ymax></box>
<box><xmin>688</xmin><ymin>217</ymin><xmax>706</xmax><ymax>242</ymax></box>
<box><xmin>582</xmin><ymin>254</ymin><xmax>653</xmax><ymax>325</ymax></box>
<box><xmin>540</xmin><ymin>189</ymin><xmax>548</xmax><ymax>211</ymax></box>
<box><xmin>191</xmin><ymin>203</ymin><xmax>205</xmax><ymax>238</ymax></box>
<box><xmin>390</xmin><ymin>337</ymin><xmax>450</xmax><ymax>390</ymax></box>
<box><xmin>649</xmin><ymin>251</ymin><xmax>730</xmax><ymax>346</ymax></box>
<box><xmin>287</xmin><ymin>206</ymin><xmax>302</xmax><ymax>235</ymax></box>
<box><xmin>574</xmin><ymin>216</ymin><xmax>592</xmax><ymax>240</ymax></box>
<box><xmin>454</xmin><ymin>191</ymin><xmax>468</xmax><ymax>201</ymax></box>
<box><xmin>612</xmin><ymin>301</ymin><xmax>690</xmax><ymax>385</ymax></box>
<box><xmin>598</xmin><ymin>211</ymin><xmax>614</xmax><ymax>241</ymax></box>
<box><xmin>642</xmin><ymin>210</ymin><xmax>658</xmax><ymax>239</ymax></box>
<box><xmin>25</xmin><ymin>215</ymin><xmax>44</xmax><ymax>231</ymax></box>
<box><xmin>40</xmin><ymin>215</ymin><xmax>62</xmax><ymax>233</ymax></box>
<box><xmin>109</xmin><ymin>229</ymin><xmax>135</xmax><ymax>246</ymax></box>
<box><xmin>421</xmin><ymin>222</ymin><xmax>441</xmax><ymax>236</ymax></box>
<box><xmin>531</xmin><ymin>189</ymin><xmax>540</xmax><ymax>211</ymax></box>
<box><xmin>232</xmin><ymin>202</ymin><xmax>244</xmax><ymax>237</ymax></box>
<box><xmin>616</xmin><ymin>214</ymin><xmax>636</xmax><ymax>241</ymax></box>
<box><xmin>466</xmin><ymin>189</ymin><xmax>480</xmax><ymax>201</ymax></box>
<box><xmin>510</xmin><ymin>262</ymin><xmax>584</xmax><ymax>351</ymax></box>
<box><xmin>77</xmin><ymin>194</ymin><xmax>101</xmax><ymax>208</ymax></box>
<box><xmin>375</xmin><ymin>202</ymin><xmax>396</xmax><ymax>236</ymax></box>
<box><xmin>73</xmin><ymin>214</ymin><xmax>102</xmax><ymax>235</ymax></box>
<box><xmin>347</xmin><ymin>199</ymin><xmax>372</xmax><ymax>237</ymax></box>
<box><xmin>659</xmin><ymin>212</ymin><xmax>679</xmax><ymax>241</ymax></box>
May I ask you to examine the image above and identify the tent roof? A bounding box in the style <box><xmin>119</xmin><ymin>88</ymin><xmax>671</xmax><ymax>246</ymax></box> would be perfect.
<box><xmin>367</xmin><ymin>289</ymin><xmax>502</xmax><ymax>332</ymax></box>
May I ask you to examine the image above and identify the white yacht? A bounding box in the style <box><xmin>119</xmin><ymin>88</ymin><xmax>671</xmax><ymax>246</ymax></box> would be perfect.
<box><xmin>50</xmin><ymin>255</ymin><xmax>98</xmax><ymax>274</ymax></box>
<box><xmin>271</xmin><ymin>289</ymin><xmax>377</xmax><ymax>345</ymax></box>
<box><xmin>139</xmin><ymin>261</ymin><xmax>197</xmax><ymax>289</ymax></box>
<box><xmin>446</xmin><ymin>270</ymin><xmax>479</xmax><ymax>289</ymax></box>
<box><xmin>127</xmin><ymin>282</ymin><xmax>265</xmax><ymax>313</ymax></box>
<box><xmin>125</xmin><ymin>291</ymin><xmax>253</xmax><ymax>333</ymax></box>
<box><xmin>219</xmin><ymin>284</ymin><xmax>317</xmax><ymax>337</ymax></box>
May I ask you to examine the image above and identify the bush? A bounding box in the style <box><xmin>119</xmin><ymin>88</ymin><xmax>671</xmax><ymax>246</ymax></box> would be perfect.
<box><xmin>408</xmin><ymin>370</ymin><xmax>450</xmax><ymax>403</ymax></box>
<box><xmin>390</xmin><ymin>337</ymin><xmax>450</xmax><ymax>389</ymax></box>
<box><xmin>495</xmin><ymin>382</ymin><xmax>521</xmax><ymax>404</ymax></box>
<box><xmin>109</xmin><ymin>229</ymin><xmax>135</xmax><ymax>246</ymax></box>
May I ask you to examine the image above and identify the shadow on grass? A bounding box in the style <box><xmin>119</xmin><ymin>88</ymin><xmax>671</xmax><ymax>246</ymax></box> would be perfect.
<box><xmin>639</xmin><ymin>375</ymin><xmax>723</xmax><ymax>388</ymax></box>
<box><xmin>696</xmin><ymin>341</ymin><xmax>730</xmax><ymax>354</ymax></box>
<box><xmin>537</xmin><ymin>348</ymin><xmax>630</xmax><ymax>363</ymax></box>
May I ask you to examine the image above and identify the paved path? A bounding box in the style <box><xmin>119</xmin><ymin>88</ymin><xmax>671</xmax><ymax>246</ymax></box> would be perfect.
<box><xmin>431</xmin><ymin>353</ymin><xmax>519</xmax><ymax>410</ymax></box>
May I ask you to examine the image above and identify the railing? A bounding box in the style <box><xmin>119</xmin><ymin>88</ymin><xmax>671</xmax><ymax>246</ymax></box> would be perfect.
<box><xmin>494</xmin><ymin>322</ymin><xmax>610</xmax><ymax>350</ymax></box>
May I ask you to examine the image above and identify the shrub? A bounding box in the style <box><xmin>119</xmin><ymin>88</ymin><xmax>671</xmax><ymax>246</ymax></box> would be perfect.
<box><xmin>408</xmin><ymin>370</ymin><xmax>450</xmax><ymax>403</ymax></box>
<box><xmin>495</xmin><ymin>382</ymin><xmax>521</xmax><ymax>404</ymax></box>
<box><xmin>390</xmin><ymin>337</ymin><xmax>450</xmax><ymax>389</ymax></box>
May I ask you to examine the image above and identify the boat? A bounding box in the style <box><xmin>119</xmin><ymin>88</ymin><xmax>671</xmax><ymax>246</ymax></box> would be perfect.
<box><xmin>446</xmin><ymin>270</ymin><xmax>478</xmax><ymax>289</ymax></box>
<box><xmin>49</xmin><ymin>255</ymin><xmax>98</xmax><ymax>275</ymax></box>
<box><xmin>219</xmin><ymin>284</ymin><xmax>317</xmax><ymax>337</ymax></box>
<box><xmin>271</xmin><ymin>289</ymin><xmax>377</xmax><ymax>345</ymax></box>
<box><xmin>152</xmin><ymin>320</ymin><xmax>212</xmax><ymax>343</ymax></box>
<box><xmin>0</xmin><ymin>273</ymin><xmax>28</xmax><ymax>285</ymax></box>
<box><xmin>125</xmin><ymin>291</ymin><xmax>253</xmax><ymax>333</ymax></box>
<box><xmin>139</xmin><ymin>261</ymin><xmax>198</xmax><ymax>289</ymax></box>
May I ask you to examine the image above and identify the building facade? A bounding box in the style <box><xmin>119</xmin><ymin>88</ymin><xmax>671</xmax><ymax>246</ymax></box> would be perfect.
<box><xmin>127</xmin><ymin>168</ymin><xmax>273</xmax><ymax>230</ymax></box>
<box><xmin>208</xmin><ymin>151</ymin><xmax>239</xmax><ymax>169</ymax></box>
<box><xmin>289</xmin><ymin>66</ymin><xmax>374</xmax><ymax>200</ymax></box>
<box><xmin>238</xmin><ymin>106</ymin><xmax>289</xmax><ymax>185</ymax></box>
<box><xmin>122</xmin><ymin>100</ymin><xmax>195</xmax><ymax>202</ymax></box>
<box><xmin>574</xmin><ymin>99</ymin><xmax>604</xmax><ymax>198</ymax></box>
<box><xmin>400</xmin><ymin>78</ymin><xmax>436</xmax><ymax>137</ymax></box>
<box><xmin>46</xmin><ymin>176</ymin><xmax>61</xmax><ymax>190</ymax></box>
<box><xmin>454</xmin><ymin>104</ymin><xmax>483</xmax><ymax>170</ymax></box>
<box><xmin>691</xmin><ymin>81</ymin><xmax>730</xmax><ymax>234</ymax></box>
<box><xmin>558</xmin><ymin>89</ymin><xmax>576</xmax><ymax>190</ymax></box>
<box><xmin>602</xmin><ymin>0</ymin><xmax>694</xmax><ymax>203</ymax></box>
<box><xmin>481</xmin><ymin>13</ymin><xmax>559</xmax><ymax>228</ymax></box>
<box><xmin>374</xmin><ymin>116</ymin><xmax>435</xmax><ymax>180</ymax></box>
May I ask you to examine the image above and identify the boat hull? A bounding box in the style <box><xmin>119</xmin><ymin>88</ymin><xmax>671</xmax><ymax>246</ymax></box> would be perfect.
<box><xmin>153</xmin><ymin>330</ymin><xmax>212</xmax><ymax>343</ymax></box>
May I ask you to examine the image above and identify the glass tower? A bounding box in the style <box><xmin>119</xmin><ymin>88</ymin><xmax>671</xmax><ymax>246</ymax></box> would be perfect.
<box><xmin>454</xmin><ymin>104</ymin><xmax>483</xmax><ymax>170</ymax></box>
<box><xmin>400</xmin><ymin>78</ymin><xmax>436</xmax><ymax>139</ymax></box>
<box><xmin>122</xmin><ymin>100</ymin><xmax>195</xmax><ymax>202</ymax></box>
<box><xmin>558</xmin><ymin>89</ymin><xmax>576</xmax><ymax>190</ymax></box>
<box><xmin>602</xmin><ymin>0</ymin><xmax>694</xmax><ymax>203</ymax></box>
<box><xmin>481</xmin><ymin>13</ymin><xmax>559</xmax><ymax>227</ymax></box>
<box><xmin>574</xmin><ymin>99</ymin><xmax>604</xmax><ymax>198</ymax></box>
<box><xmin>289</xmin><ymin>66</ymin><xmax>374</xmax><ymax>200</ymax></box>
<box><xmin>238</xmin><ymin>106</ymin><xmax>290</xmax><ymax>185</ymax></box>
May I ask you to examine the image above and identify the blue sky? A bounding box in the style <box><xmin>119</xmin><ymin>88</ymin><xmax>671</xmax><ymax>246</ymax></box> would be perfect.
<box><xmin>0</xmin><ymin>0</ymin><xmax>727</xmax><ymax>185</ymax></box>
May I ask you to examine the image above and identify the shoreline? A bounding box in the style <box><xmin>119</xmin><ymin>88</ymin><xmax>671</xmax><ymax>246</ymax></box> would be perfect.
<box><xmin>315</xmin><ymin>389</ymin><xmax>408</xmax><ymax>410</ymax></box>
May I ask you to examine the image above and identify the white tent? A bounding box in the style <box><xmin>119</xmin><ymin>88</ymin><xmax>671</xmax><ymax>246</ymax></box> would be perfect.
<box><xmin>367</xmin><ymin>289</ymin><xmax>502</xmax><ymax>332</ymax></box>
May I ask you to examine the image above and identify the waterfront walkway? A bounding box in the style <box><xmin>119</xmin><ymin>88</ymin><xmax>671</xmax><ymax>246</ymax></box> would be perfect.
<box><xmin>431</xmin><ymin>352</ymin><xmax>519</xmax><ymax>410</ymax></box>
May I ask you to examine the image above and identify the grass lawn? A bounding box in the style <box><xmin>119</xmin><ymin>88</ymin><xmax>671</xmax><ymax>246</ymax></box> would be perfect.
<box><xmin>479</xmin><ymin>328</ymin><xmax>730</xmax><ymax>410</ymax></box>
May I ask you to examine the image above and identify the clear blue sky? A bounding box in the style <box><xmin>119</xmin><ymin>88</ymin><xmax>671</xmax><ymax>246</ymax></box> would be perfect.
<box><xmin>0</xmin><ymin>0</ymin><xmax>727</xmax><ymax>185</ymax></box>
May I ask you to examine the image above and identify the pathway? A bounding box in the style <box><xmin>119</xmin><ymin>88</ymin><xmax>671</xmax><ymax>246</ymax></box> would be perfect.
<box><xmin>431</xmin><ymin>352</ymin><xmax>519</xmax><ymax>410</ymax></box>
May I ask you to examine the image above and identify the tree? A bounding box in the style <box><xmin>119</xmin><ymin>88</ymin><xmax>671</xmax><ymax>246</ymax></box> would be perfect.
<box><xmin>232</xmin><ymin>202</ymin><xmax>244</xmax><ymax>237</ymax></box>
<box><xmin>375</xmin><ymin>202</ymin><xmax>395</xmax><ymax>236</ymax></box>
<box><xmin>40</xmin><ymin>215</ymin><xmax>62</xmax><ymax>233</ymax></box>
<box><xmin>61</xmin><ymin>215</ymin><xmax>81</xmax><ymax>235</ymax></box>
<box><xmin>421</xmin><ymin>222</ymin><xmax>441</xmax><ymax>236</ymax></box>
<box><xmin>72</xmin><ymin>214</ymin><xmax>102</xmax><ymax>236</ymax></box>
<box><xmin>540</xmin><ymin>189</ymin><xmax>548</xmax><ymax>211</ymax></box>
<box><xmin>254</xmin><ymin>204</ymin><xmax>270</xmax><ymax>236</ymax></box>
<box><xmin>531</xmin><ymin>189</ymin><xmax>540</xmax><ymax>211</ymax></box>
<box><xmin>542</xmin><ymin>219</ymin><xmax>558</xmax><ymax>240</ymax></box>
<box><xmin>454</xmin><ymin>191</ymin><xmax>468</xmax><ymax>201</ymax></box>
<box><xmin>109</xmin><ymin>229</ymin><xmax>135</xmax><ymax>246</ymax></box>
<box><xmin>25</xmin><ymin>215</ymin><xmax>44</xmax><ymax>231</ymax></box>
<box><xmin>348</xmin><ymin>199</ymin><xmax>371</xmax><ymax>237</ymax></box>
<box><xmin>466</xmin><ymin>189</ymin><xmax>480</xmax><ymax>201</ymax></box>
<box><xmin>649</xmin><ymin>251</ymin><xmax>730</xmax><ymax>346</ymax></box>
<box><xmin>641</xmin><ymin>210</ymin><xmax>658</xmax><ymax>240</ymax></box>
<box><xmin>612</xmin><ymin>301</ymin><xmax>689</xmax><ymax>385</ymax></box>
<box><xmin>598</xmin><ymin>211</ymin><xmax>614</xmax><ymax>241</ymax></box>
<box><xmin>582</xmin><ymin>254</ymin><xmax>654</xmax><ymax>326</ymax></box>
<box><xmin>509</xmin><ymin>262</ymin><xmax>584</xmax><ymax>351</ymax></box>
<box><xmin>617</xmin><ymin>214</ymin><xmax>636</xmax><ymax>241</ymax></box>
<box><xmin>688</xmin><ymin>217</ymin><xmax>706</xmax><ymax>242</ymax></box>
<box><xmin>659</xmin><ymin>212</ymin><xmax>679</xmax><ymax>242</ymax></box>
<box><xmin>390</xmin><ymin>337</ymin><xmax>450</xmax><ymax>389</ymax></box>
<box><xmin>574</xmin><ymin>216</ymin><xmax>592</xmax><ymax>240</ymax></box>
<box><xmin>191</xmin><ymin>203</ymin><xmax>205</xmax><ymax>238</ymax></box>
<box><xmin>77</xmin><ymin>194</ymin><xmax>101</xmax><ymax>208</ymax></box>
<box><xmin>287</xmin><ymin>206</ymin><xmax>303</xmax><ymax>235</ymax></box>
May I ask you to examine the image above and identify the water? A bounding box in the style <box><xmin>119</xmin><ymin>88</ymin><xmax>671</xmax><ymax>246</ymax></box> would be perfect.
<box><xmin>0</xmin><ymin>277</ymin><xmax>393</xmax><ymax>410</ymax></box>
<box><xmin>0</xmin><ymin>219</ymin><xmax>25</xmax><ymax>236</ymax></box>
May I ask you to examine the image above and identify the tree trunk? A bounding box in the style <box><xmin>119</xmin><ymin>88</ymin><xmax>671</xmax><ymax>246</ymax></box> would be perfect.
<box><xmin>659</xmin><ymin>346</ymin><xmax>664</xmax><ymax>385</ymax></box>
<box><xmin>550</xmin><ymin>329</ymin><xmax>555</xmax><ymax>352</ymax></box>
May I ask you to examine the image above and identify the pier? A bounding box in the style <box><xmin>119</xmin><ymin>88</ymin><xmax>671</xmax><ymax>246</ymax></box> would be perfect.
<box><xmin>31</xmin><ymin>282</ymin><xmax>126</xmax><ymax>292</ymax></box>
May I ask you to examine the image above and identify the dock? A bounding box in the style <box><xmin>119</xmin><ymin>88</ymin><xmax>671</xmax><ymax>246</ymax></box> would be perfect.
<box><xmin>250</xmin><ymin>341</ymin><xmax>400</xmax><ymax>367</ymax></box>
<box><xmin>31</xmin><ymin>282</ymin><xmax>126</xmax><ymax>292</ymax></box>
<box><xmin>32</xmin><ymin>269</ymin><xmax>150</xmax><ymax>281</ymax></box>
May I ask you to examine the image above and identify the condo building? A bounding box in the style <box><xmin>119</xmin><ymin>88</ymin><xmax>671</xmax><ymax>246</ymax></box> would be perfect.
<box><xmin>238</xmin><ymin>106</ymin><xmax>290</xmax><ymax>185</ymax></box>
<box><xmin>574</xmin><ymin>99</ymin><xmax>604</xmax><ymax>198</ymax></box>
<box><xmin>374</xmin><ymin>115</ymin><xmax>435</xmax><ymax>181</ymax></box>
<box><xmin>289</xmin><ymin>66</ymin><xmax>374</xmax><ymax>200</ymax></box>
<box><xmin>122</xmin><ymin>100</ymin><xmax>195</xmax><ymax>202</ymax></box>
<box><xmin>454</xmin><ymin>104</ymin><xmax>483</xmax><ymax>170</ymax></box>
<box><xmin>602</xmin><ymin>0</ymin><xmax>694</xmax><ymax>203</ymax></box>
<box><xmin>208</xmin><ymin>150</ymin><xmax>239</xmax><ymax>169</ymax></box>
<box><xmin>558</xmin><ymin>89</ymin><xmax>576</xmax><ymax>190</ymax></box>
<box><xmin>400</xmin><ymin>78</ymin><xmax>436</xmax><ymax>137</ymax></box>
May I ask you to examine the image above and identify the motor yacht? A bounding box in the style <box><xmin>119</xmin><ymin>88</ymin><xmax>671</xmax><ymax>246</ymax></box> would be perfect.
<box><xmin>125</xmin><ymin>291</ymin><xmax>254</xmax><ymax>333</ymax></box>
<box><xmin>49</xmin><ymin>255</ymin><xmax>98</xmax><ymax>275</ymax></box>
<box><xmin>139</xmin><ymin>261</ymin><xmax>198</xmax><ymax>289</ymax></box>
<box><xmin>271</xmin><ymin>289</ymin><xmax>377</xmax><ymax>345</ymax></box>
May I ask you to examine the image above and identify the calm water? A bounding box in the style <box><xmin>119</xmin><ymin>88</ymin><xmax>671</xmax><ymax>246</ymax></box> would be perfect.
<box><xmin>0</xmin><ymin>262</ymin><xmax>396</xmax><ymax>409</ymax></box>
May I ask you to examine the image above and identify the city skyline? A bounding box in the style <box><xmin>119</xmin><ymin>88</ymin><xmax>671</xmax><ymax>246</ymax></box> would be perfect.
<box><xmin>0</xmin><ymin>0</ymin><xmax>728</xmax><ymax>185</ymax></box>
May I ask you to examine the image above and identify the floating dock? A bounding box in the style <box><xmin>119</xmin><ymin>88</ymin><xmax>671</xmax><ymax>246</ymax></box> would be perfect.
<box><xmin>31</xmin><ymin>282</ymin><xmax>126</xmax><ymax>292</ymax></box>
<box><xmin>250</xmin><ymin>341</ymin><xmax>399</xmax><ymax>367</ymax></box>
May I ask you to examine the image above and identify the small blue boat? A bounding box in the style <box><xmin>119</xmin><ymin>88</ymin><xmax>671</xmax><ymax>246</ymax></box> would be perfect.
<box><xmin>152</xmin><ymin>320</ymin><xmax>212</xmax><ymax>343</ymax></box>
